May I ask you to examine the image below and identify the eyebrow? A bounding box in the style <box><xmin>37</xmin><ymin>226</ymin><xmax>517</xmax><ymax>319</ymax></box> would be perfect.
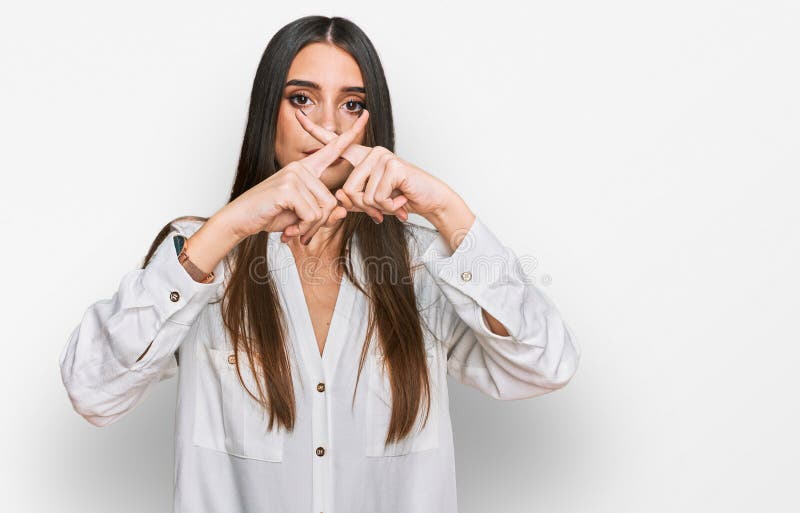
<box><xmin>284</xmin><ymin>79</ymin><xmax>365</xmax><ymax>94</ymax></box>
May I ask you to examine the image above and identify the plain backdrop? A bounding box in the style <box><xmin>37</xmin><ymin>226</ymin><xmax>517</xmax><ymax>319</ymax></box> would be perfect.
<box><xmin>1</xmin><ymin>1</ymin><xmax>798</xmax><ymax>512</ymax></box>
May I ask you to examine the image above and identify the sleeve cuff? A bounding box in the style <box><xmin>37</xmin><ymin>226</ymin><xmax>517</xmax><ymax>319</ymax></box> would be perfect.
<box><xmin>419</xmin><ymin>215</ymin><xmax>527</xmax><ymax>340</ymax></box>
<box><xmin>140</xmin><ymin>226</ymin><xmax>225</xmax><ymax>326</ymax></box>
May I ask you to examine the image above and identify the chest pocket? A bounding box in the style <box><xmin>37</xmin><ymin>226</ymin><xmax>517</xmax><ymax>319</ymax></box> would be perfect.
<box><xmin>364</xmin><ymin>340</ymin><xmax>442</xmax><ymax>457</ymax></box>
<box><xmin>192</xmin><ymin>343</ymin><xmax>286</xmax><ymax>462</ymax></box>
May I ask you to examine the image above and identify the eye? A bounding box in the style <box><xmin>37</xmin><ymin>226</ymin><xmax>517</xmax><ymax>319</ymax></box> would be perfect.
<box><xmin>343</xmin><ymin>99</ymin><xmax>366</xmax><ymax>115</ymax></box>
<box><xmin>288</xmin><ymin>93</ymin><xmax>313</xmax><ymax>107</ymax></box>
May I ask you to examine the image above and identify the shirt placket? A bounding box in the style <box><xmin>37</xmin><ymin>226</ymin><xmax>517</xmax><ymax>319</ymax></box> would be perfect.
<box><xmin>273</xmin><ymin>235</ymin><xmax>358</xmax><ymax>513</ymax></box>
<box><xmin>312</xmin><ymin>370</ymin><xmax>331</xmax><ymax>513</ymax></box>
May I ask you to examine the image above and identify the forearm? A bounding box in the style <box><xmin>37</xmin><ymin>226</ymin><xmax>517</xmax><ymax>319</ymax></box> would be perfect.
<box><xmin>183</xmin><ymin>211</ymin><xmax>243</xmax><ymax>275</ymax></box>
<box><xmin>425</xmin><ymin>191</ymin><xmax>476</xmax><ymax>253</ymax></box>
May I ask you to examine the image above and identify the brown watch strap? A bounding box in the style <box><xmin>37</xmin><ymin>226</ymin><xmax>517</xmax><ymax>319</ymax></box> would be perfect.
<box><xmin>177</xmin><ymin>243</ymin><xmax>215</xmax><ymax>284</ymax></box>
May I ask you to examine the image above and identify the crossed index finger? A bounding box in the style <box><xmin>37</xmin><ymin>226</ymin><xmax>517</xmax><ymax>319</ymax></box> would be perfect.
<box><xmin>301</xmin><ymin>109</ymin><xmax>370</xmax><ymax>177</ymax></box>
<box><xmin>296</xmin><ymin>108</ymin><xmax>370</xmax><ymax>167</ymax></box>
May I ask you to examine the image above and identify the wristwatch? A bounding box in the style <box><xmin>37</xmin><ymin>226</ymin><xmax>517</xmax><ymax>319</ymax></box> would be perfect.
<box><xmin>173</xmin><ymin>235</ymin><xmax>215</xmax><ymax>284</ymax></box>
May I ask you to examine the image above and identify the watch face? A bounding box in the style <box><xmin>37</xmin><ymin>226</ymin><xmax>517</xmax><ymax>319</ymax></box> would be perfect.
<box><xmin>173</xmin><ymin>235</ymin><xmax>186</xmax><ymax>256</ymax></box>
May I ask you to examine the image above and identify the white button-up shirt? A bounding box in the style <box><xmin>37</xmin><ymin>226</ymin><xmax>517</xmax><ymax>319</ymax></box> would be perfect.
<box><xmin>59</xmin><ymin>215</ymin><xmax>580</xmax><ymax>513</ymax></box>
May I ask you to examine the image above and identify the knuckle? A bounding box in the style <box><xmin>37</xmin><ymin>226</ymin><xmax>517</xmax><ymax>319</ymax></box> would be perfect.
<box><xmin>323</xmin><ymin>196</ymin><xmax>337</xmax><ymax>209</ymax></box>
<box><xmin>284</xmin><ymin>169</ymin><xmax>299</xmax><ymax>183</ymax></box>
<box><xmin>277</xmin><ymin>179</ymin><xmax>293</xmax><ymax>193</ymax></box>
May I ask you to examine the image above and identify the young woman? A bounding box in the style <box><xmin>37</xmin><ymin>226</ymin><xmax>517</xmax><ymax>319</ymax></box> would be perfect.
<box><xmin>59</xmin><ymin>15</ymin><xmax>580</xmax><ymax>513</ymax></box>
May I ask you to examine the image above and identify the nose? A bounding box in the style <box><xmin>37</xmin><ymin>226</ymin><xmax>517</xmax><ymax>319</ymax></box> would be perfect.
<box><xmin>309</xmin><ymin>101</ymin><xmax>341</xmax><ymax>136</ymax></box>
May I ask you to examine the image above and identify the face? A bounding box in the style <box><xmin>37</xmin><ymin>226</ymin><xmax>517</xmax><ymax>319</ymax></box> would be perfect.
<box><xmin>274</xmin><ymin>42</ymin><xmax>367</xmax><ymax>189</ymax></box>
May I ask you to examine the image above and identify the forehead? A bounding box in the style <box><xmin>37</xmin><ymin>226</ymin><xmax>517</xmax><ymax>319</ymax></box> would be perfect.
<box><xmin>286</xmin><ymin>42</ymin><xmax>364</xmax><ymax>88</ymax></box>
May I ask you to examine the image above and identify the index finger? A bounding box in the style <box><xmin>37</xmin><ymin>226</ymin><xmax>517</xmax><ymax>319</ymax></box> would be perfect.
<box><xmin>296</xmin><ymin>108</ymin><xmax>370</xmax><ymax>166</ymax></box>
<box><xmin>301</xmin><ymin>109</ymin><xmax>370</xmax><ymax>174</ymax></box>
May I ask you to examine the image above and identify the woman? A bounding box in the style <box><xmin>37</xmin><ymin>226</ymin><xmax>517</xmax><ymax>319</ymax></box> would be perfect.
<box><xmin>59</xmin><ymin>15</ymin><xmax>580</xmax><ymax>513</ymax></box>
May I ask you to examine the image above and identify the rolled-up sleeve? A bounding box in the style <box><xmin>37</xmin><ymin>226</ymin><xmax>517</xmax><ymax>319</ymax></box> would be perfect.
<box><xmin>418</xmin><ymin>215</ymin><xmax>580</xmax><ymax>400</ymax></box>
<box><xmin>58</xmin><ymin>220</ymin><xmax>225</xmax><ymax>426</ymax></box>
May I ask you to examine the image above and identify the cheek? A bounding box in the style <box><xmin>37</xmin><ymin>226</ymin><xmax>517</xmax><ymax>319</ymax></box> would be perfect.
<box><xmin>274</xmin><ymin>106</ymin><xmax>299</xmax><ymax>167</ymax></box>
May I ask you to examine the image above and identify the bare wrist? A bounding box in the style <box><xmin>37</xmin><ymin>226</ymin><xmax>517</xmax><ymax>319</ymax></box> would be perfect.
<box><xmin>184</xmin><ymin>213</ymin><xmax>241</xmax><ymax>275</ymax></box>
<box><xmin>207</xmin><ymin>210</ymin><xmax>245</xmax><ymax>246</ymax></box>
<box><xmin>426</xmin><ymin>194</ymin><xmax>476</xmax><ymax>253</ymax></box>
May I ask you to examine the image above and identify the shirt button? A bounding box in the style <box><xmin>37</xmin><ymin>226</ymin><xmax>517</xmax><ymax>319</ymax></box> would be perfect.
<box><xmin>316</xmin><ymin>382</ymin><xmax>325</xmax><ymax>392</ymax></box>
<box><xmin>460</xmin><ymin>271</ymin><xmax>472</xmax><ymax>282</ymax></box>
<box><xmin>228</xmin><ymin>354</ymin><xmax>237</xmax><ymax>365</ymax></box>
<box><xmin>316</xmin><ymin>446</ymin><xmax>325</xmax><ymax>457</ymax></box>
<box><xmin>169</xmin><ymin>291</ymin><xmax>180</xmax><ymax>302</ymax></box>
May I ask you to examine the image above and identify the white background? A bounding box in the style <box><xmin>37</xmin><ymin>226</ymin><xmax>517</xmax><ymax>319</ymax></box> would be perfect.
<box><xmin>2</xmin><ymin>1</ymin><xmax>798</xmax><ymax>512</ymax></box>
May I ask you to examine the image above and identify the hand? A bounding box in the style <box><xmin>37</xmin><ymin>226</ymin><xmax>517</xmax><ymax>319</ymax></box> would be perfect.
<box><xmin>295</xmin><ymin>108</ymin><xmax>459</xmax><ymax>224</ymax></box>
<box><xmin>218</xmin><ymin>109</ymin><xmax>365</xmax><ymax>245</ymax></box>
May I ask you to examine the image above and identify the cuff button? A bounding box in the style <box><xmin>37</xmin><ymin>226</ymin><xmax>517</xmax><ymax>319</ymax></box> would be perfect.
<box><xmin>169</xmin><ymin>291</ymin><xmax>181</xmax><ymax>302</ymax></box>
<box><xmin>460</xmin><ymin>271</ymin><xmax>472</xmax><ymax>282</ymax></box>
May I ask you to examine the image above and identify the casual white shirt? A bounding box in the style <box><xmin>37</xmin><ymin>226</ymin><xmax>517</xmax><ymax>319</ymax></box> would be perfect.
<box><xmin>59</xmin><ymin>215</ymin><xmax>580</xmax><ymax>513</ymax></box>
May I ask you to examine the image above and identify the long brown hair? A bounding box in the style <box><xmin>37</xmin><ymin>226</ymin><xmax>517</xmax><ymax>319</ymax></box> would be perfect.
<box><xmin>141</xmin><ymin>16</ymin><xmax>432</xmax><ymax>449</ymax></box>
